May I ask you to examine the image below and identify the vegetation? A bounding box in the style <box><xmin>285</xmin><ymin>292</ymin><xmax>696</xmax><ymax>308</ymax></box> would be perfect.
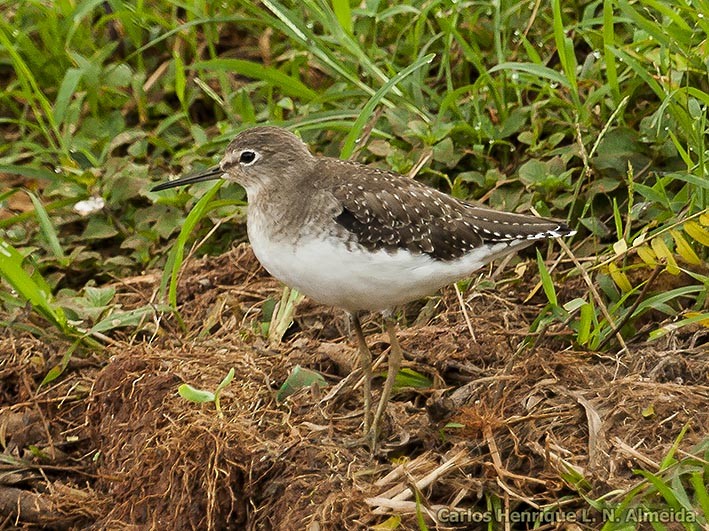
<box><xmin>1</xmin><ymin>0</ymin><xmax>707</xmax><ymax>528</ymax></box>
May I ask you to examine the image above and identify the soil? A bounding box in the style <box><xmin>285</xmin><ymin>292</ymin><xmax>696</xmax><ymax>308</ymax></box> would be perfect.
<box><xmin>1</xmin><ymin>244</ymin><xmax>707</xmax><ymax>530</ymax></box>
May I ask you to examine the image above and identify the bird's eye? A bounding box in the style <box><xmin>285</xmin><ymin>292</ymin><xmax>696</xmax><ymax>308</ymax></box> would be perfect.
<box><xmin>239</xmin><ymin>150</ymin><xmax>257</xmax><ymax>164</ymax></box>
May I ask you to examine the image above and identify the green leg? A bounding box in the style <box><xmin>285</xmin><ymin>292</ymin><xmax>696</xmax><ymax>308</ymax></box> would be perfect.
<box><xmin>367</xmin><ymin>313</ymin><xmax>402</xmax><ymax>447</ymax></box>
<box><xmin>350</xmin><ymin>312</ymin><xmax>372</xmax><ymax>435</ymax></box>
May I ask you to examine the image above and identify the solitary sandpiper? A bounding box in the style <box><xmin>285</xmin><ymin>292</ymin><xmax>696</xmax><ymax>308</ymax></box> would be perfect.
<box><xmin>153</xmin><ymin>126</ymin><xmax>575</xmax><ymax>448</ymax></box>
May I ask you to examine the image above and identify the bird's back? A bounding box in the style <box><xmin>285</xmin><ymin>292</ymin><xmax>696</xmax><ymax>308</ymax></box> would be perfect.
<box><xmin>316</xmin><ymin>158</ymin><xmax>574</xmax><ymax>262</ymax></box>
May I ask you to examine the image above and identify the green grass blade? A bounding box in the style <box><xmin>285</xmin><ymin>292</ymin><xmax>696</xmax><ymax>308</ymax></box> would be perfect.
<box><xmin>0</xmin><ymin>22</ymin><xmax>61</xmax><ymax>151</ymax></box>
<box><xmin>603</xmin><ymin>0</ymin><xmax>620</xmax><ymax>103</ymax></box>
<box><xmin>648</xmin><ymin>312</ymin><xmax>709</xmax><ymax>341</ymax></box>
<box><xmin>192</xmin><ymin>59</ymin><xmax>318</xmax><ymax>101</ymax></box>
<box><xmin>125</xmin><ymin>16</ymin><xmax>258</xmax><ymax>61</ymax></box>
<box><xmin>173</xmin><ymin>51</ymin><xmax>187</xmax><ymax>110</ymax></box>
<box><xmin>67</xmin><ymin>0</ymin><xmax>108</xmax><ymax>42</ymax></box>
<box><xmin>551</xmin><ymin>0</ymin><xmax>579</xmax><ymax>103</ymax></box>
<box><xmin>634</xmin><ymin>286</ymin><xmax>703</xmax><ymax>317</ymax></box>
<box><xmin>27</xmin><ymin>191</ymin><xmax>67</xmax><ymax>265</ymax></box>
<box><xmin>0</xmin><ymin>238</ymin><xmax>69</xmax><ymax>334</ymax></box>
<box><xmin>414</xmin><ymin>487</ymin><xmax>429</xmax><ymax>531</ymax></box>
<box><xmin>0</xmin><ymin>196</ymin><xmax>81</xmax><ymax>230</ymax></box>
<box><xmin>296</xmin><ymin>0</ymin><xmax>398</xmax><ymax>92</ymax></box>
<box><xmin>160</xmin><ymin>181</ymin><xmax>224</xmax><ymax>309</ymax></box>
<box><xmin>256</xmin><ymin>0</ymin><xmax>428</xmax><ymax>121</ymax></box>
<box><xmin>0</xmin><ymin>165</ymin><xmax>63</xmax><ymax>182</ymax></box>
<box><xmin>659</xmin><ymin>423</ymin><xmax>689</xmax><ymax>471</ymax></box>
<box><xmin>615</xmin><ymin>0</ymin><xmax>675</xmax><ymax>49</ymax></box>
<box><xmin>340</xmin><ymin>53</ymin><xmax>435</xmax><ymax>159</ymax></box>
<box><xmin>536</xmin><ymin>248</ymin><xmax>558</xmax><ymax>307</ymax></box>
<box><xmin>268</xmin><ymin>286</ymin><xmax>305</xmax><ymax>345</ymax></box>
<box><xmin>259</xmin><ymin>0</ymin><xmax>377</xmax><ymax>93</ymax></box>
<box><xmin>0</xmin><ymin>189</ymin><xmax>19</xmax><ymax>203</ymax></box>
<box><xmin>633</xmin><ymin>470</ymin><xmax>683</xmax><ymax>514</ymax></box>
<box><xmin>440</xmin><ymin>20</ymin><xmax>504</xmax><ymax>116</ymax></box>
<box><xmin>489</xmin><ymin>62</ymin><xmax>570</xmax><ymax>89</ymax></box>
<box><xmin>690</xmin><ymin>471</ymin><xmax>709</xmax><ymax>523</ymax></box>
<box><xmin>330</xmin><ymin>0</ymin><xmax>352</xmax><ymax>33</ymax></box>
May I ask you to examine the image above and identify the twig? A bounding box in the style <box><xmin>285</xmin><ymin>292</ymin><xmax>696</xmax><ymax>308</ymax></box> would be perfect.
<box><xmin>390</xmin><ymin>449</ymin><xmax>467</xmax><ymax>502</ymax></box>
<box><xmin>597</xmin><ymin>264</ymin><xmax>662</xmax><ymax>351</ymax></box>
<box><xmin>557</xmin><ymin>238</ymin><xmax>629</xmax><ymax>355</ymax></box>
<box><xmin>366</xmin><ymin>449</ymin><xmax>467</xmax><ymax>511</ymax></box>
<box><xmin>349</xmin><ymin>107</ymin><xmax>383</xmax><ymax>161</ymax></box>
<box><xmin>454</xmin><ymin>283</ymin><xmax>476</xmax><ymax>342</ymax></box>
<box><xmin>612</xmin><ymin>437</ymin><xmax>659</xmax><ymax>470</ymax></box>
<box><xmin>407</xmin><ymin>149</ymin><xmax>432</xmax><ymax>180</ymax></box>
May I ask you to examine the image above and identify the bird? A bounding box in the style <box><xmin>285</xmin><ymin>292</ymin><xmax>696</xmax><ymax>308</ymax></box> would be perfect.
<box><xmin>152</xmin><ymin>125</ymin><xmax>575</xmax><ymax>449</ymax></box>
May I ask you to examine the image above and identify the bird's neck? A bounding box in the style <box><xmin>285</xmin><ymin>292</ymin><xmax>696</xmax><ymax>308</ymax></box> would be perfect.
<box><xmin>245</xmin><ymin>178</ymin><xmax>313</xmax><ymax>242</ymax></box>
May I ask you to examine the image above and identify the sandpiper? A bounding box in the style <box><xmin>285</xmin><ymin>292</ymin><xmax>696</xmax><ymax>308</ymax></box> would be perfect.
<box><xmin>153</xmin><ymin>126</ymin><xmax>575</xmax><ymax>448</ymax></box>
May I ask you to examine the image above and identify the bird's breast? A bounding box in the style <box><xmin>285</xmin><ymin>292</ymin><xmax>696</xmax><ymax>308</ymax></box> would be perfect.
<box><xmin>246</xmin><ymin>205</ymin><xmax>521</xmax><ymax>312</ymax></box>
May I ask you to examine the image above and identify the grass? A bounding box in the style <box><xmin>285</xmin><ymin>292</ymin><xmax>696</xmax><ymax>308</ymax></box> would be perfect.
<box><xmin>0</xmin><ymin>0</ymin><xmax>707</xmax><ymax>528</ymax></box>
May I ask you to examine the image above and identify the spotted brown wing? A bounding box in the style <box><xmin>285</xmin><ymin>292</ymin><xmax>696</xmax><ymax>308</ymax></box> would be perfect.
<box><xmin>324</xmin><ymin>159</ymin><xmax>573</xmax><ymax>262</ymax></box>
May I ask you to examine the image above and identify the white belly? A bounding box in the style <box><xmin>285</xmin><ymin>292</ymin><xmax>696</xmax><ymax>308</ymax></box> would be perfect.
<box><xmin>248</xmin><ymin>221</ymin><xmax>524</xmax><ymax>312</ymax></box>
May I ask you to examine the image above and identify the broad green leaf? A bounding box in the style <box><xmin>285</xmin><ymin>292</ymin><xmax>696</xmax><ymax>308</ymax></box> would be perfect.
<box><xmin>81</xmin><ymin>217</ymin><xmax>119</xmax><ymax>240</ymax></box>
<box><xmin>608</xmin><ymin>262</ymin><xmax>632</xmax><ymax>293</ymax></box>
<box><xmin>577</xmin><ymin>302</ymin><xmax>594</xmax><ymax>346</ymax></box>
<box><xmin>215</xmin><ymin>368</ymin><xmax>235</xmax><ymax>394</ymax></box>
<box><xmin>671</xmin><ymin>230</ymin><xmax>701</xmax><ymax>265</ymax></box>
<box><xmin>394</xmin><ymin>368</ymin><xmax>432</xmax><ymax>391</ymax></box>
<box><xmin>178</xmin><ymin>384</ymin><xmax>215</xmax><ymax>403</ymax></box>
<box><xmin>88</xmin><ymin>306</ymin><xmax>154</xmax><ymax>334</ymax></box>
<box><xmin>277</xmin><ymin>365</ymin><xmax>328</xmax><ymax>402</ymax></box>
<box><xmin>40</xmin><ymin>339</ymin><xmax>81</xmax><ymax>387</ymax></box>
<box><xmin>636</xmin><ymin>244</ymin><xmax>658</xmax><ymax>266</ymax></box>
<box><xmin>650</xmin><ymin>236</ymin><xmax>680</xmax><ymax>275</ymax></box>
<box><xmin>53</xmin><ymin>68</ymin><xmax>82</xmax><ymax>124</ymax></box>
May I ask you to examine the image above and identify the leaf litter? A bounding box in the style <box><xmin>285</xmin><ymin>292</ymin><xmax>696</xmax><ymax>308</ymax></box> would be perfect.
<box><xmin>1</xmin><ymin>244</ymin><xmax>707</xmax><ymax>529</ymax></box>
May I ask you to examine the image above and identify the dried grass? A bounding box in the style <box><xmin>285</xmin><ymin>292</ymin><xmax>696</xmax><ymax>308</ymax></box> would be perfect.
<box><xmin>1</xmin><ymin>245</ymin><xmax>707</xmax><ymax>529</ymax></box>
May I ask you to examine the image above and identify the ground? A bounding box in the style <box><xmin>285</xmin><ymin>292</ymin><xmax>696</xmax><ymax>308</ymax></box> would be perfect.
<box><xmin>1</xmin><ymin>244</ymin><xmax>707</xmax><ymax>530</ymax></box>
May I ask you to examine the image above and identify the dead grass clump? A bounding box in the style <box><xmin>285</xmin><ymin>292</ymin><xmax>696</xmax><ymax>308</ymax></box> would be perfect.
<box><xmin>88</xmin><ymin>343</ymin><xmax>274</xmax><ymax>530</ymax></box>
<box><xmin>0</xmin><ymin>333</ymin><xmax>105</xmax><ymax>529</ymax></box>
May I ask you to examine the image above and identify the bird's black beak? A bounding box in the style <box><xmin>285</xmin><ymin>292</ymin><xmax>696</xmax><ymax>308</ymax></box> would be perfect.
<box><xmin>151</xmin><ymin>166</ymin><xmax>223</xmax><ymax>192</ymax></box>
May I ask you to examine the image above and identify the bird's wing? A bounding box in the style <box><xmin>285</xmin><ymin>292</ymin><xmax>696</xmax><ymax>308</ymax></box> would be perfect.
<box><xmin>323</xmin><ymin>159</ymin><xmax>572</xmax><ymax>261</ymax></box>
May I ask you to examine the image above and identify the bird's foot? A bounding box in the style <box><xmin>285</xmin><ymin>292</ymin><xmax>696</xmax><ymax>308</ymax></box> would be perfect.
<box><xmin>343</xmin><ymin>426</ymin><xmax>380</xmax><ymax>454</ymax></box>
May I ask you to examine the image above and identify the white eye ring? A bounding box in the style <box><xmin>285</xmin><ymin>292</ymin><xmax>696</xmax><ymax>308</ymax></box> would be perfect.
<box><xmin>239</xmin><ymin>150</ymin><xmax>260</xmax><ymax>166</ymax></box>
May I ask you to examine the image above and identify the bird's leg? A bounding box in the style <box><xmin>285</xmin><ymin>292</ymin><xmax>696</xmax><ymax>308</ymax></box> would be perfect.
<box><xmin>350</xmin><ymin>312</ymin><xmax>372</xmax><ymax>434</ymax></box>
<box><xmin>367</xmin><ymin>311</ymin><xmax>403</xmax><ymax>445</ymax></box>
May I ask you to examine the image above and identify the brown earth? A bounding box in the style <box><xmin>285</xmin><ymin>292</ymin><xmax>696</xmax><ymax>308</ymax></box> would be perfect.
<box><xmin>1</xmin><ymin>244</ymin><xmax>707</xmax><ymax>530</ymax></box>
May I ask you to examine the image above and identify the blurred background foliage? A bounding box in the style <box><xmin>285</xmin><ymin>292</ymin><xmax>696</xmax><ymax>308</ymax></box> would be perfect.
<box><xmin>0</xmin><ymin>0</ymin><xmax>707</xmax><ymax>348</ymax></box>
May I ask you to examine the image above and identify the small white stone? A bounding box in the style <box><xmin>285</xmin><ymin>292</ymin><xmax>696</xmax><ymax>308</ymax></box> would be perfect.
<box><xmin>73</xmin><ymin>196</ymin><xmax>105</xmax><ymax>216</ymax></box>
